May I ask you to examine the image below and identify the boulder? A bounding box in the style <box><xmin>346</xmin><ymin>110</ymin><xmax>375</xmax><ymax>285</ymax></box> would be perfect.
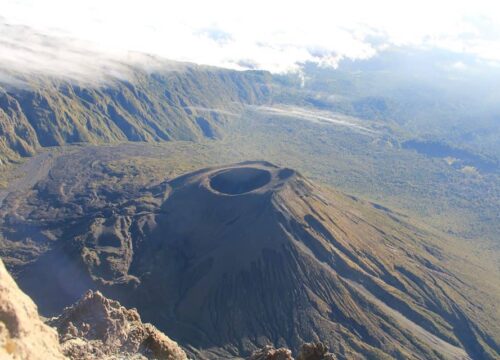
<box><xmin>48</xmin><ymin>290</ymin><xmax>187</xmax><ymax>360</ymax></box>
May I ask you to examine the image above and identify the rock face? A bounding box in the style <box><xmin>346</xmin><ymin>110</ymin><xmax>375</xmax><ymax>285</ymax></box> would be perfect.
<box><xmin>0</xmin><ymin>256</ymin><xmax>186</xmax><ymax>360</ymax></box>
<box><xmin>249</xmin><ymin>343</ymin><xmax>336</xmax><ymax>360</ymax></box>
<box><xmin>2</xmin><ymin>161</ymin><xmax>499</xmax><ymax>359</ymax></box>
<box><xmin>0</xmin><ymin>258</ymin><xmax>66</xmax><ymax>360</ymax></box>
<box><xmin>48</xmin><ymin>290</ymin><xmax>187</xmax><ymax>360</ymax></box>
<box><xmin>0</xmin><ymin>64</ymin><xmax>271</xmax><ymax>164</ymax></box>
<box><xmin>296</xmin><ymin>343</ymin><xmax>336</xmax><ymax>360</ymax></box>
<box><xmin>249</xmin><ymin>345</ymin><xmax>293</xmax><ymax>360</ymax></box>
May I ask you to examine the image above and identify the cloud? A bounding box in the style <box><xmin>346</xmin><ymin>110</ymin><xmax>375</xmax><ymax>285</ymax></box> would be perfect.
<box><xmin>254</xmin><ymin>105</ymin><xmax>377</xmax><ymax>134</ymax></box>
<box><xmin>196</xmin><ymin>27</ymin><xmax>234</xmax><ymax>45</ymax></box>
<box><xmin>1</xmin><ymin>0</ymin><xmax>500</xmax><ymax>85</ymax></box>
<box><xmin>0</xmin><ymin>19</ymin><xmax>192</xmax><ymax>87</ymax></box>
<box><xmin>0</xmin><ymin>20</ymin><xmax>127</xmax><ymax>85</ymax></box>
<box><xmin>451</xmin><ymin>61</ymin><xmax>468</xmax><ymax>71</ymax></box>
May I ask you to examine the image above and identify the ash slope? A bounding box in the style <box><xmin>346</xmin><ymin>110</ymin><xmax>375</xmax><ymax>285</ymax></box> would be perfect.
<box><xmin>3</xmin><ymin>162</ymin><xmax>499</xmax><ymax>359</ymax></box>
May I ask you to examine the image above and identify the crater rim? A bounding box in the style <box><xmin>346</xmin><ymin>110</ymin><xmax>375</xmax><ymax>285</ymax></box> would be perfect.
<box><xmin>209</xmin><ymin>167</ymin><xmax>272</xmax><ymax>195</ymax></box>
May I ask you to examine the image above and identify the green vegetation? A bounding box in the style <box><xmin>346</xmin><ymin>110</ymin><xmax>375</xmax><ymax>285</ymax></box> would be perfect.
<box><xmin>276</xmin><ymin>50</ymin><xmax>500</xmax><ymax>158</ymax></box>
<box><xmin>1</xmin><ymin>60</ymin><xmax>498</xmax><ymax>249</ymax></box>
<box><xmin>0</xmin><ymin>65</ymin><xmax>271</xmax><ymax>163</ymax></box>
<box><xmin>221</xmin><ymin>108</ymin><xmax>500</xmax><ymax>248</ymax></box>
<box><xmin>0</xmin><ymin>59</ymin><xmax>498</xmax><ymax>358</ymax></box>
<box><xmin>1</xmin><ymin>151</ymin><xmax>498</xmax><ymax>358</ymax></box>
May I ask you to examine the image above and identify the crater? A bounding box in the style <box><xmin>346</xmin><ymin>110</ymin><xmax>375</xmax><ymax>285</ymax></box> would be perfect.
<box><xmin>210</xmin><ymin>167</ymin><xmax>271</xmax><ymax>195</ymax></box>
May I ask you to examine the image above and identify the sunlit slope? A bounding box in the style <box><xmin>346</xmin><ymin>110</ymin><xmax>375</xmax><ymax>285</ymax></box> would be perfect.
<box><xmin>2</xmin><ymin>160</ymin><xmax>497</xmax><ymax>359</ymax></box>
<box><xmin>0</xmin><ymin>64</ymin><xmax>271</xmax><ymax>164</ymax></box>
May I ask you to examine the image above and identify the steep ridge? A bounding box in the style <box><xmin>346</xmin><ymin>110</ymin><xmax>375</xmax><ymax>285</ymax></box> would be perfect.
<box><xmin>0</xmin><ymin>258</ymin><xmax>66</xmax><ymax>359</ymax></box>
<box><xmin>1</xmin><ymin>162</ymin><xmax>499</xmax><ymax>359</ymax></box>
<box><xmin>0</xmin><ymin>64</ymin><xmax>271</xmax><ymax>164</ymax></box>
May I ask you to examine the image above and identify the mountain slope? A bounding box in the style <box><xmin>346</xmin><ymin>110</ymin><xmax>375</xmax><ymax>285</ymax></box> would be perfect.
<box><xmin>0</xmin><ymin>64</ymin><xmax>271</xmax><ymax>164</ymax></box>
<box><xmin>1</xmin><ymin>160</ymin><xmax>498</xmax><ymax>359</ymax></box>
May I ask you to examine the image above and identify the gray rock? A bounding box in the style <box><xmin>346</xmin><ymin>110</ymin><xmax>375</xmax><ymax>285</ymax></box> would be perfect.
<box><xmin>297</xmin><ymin>342</ymin><xmax>336</xmax><ymax>360</ymax></box>
<box><xmin>249</xmin><ymin>345</ymin><xmax>293</xmax><ymax>360</ymax></box>
<box><xmin>48</xmin><ymin>290</ymin><xmax>187</xmax><ymax>360</ymax></box>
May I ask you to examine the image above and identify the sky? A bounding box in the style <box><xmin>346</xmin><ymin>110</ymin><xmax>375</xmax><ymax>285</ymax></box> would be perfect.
<box><xmin>1</xmin><ymin>0</ymin><xmax>500</xmax><ymax>82</ymax></box>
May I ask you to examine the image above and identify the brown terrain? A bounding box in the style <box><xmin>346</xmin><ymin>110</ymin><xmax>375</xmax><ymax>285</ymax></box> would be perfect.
<box><xmin>0</xmin><ymin>37</ymin><xmax>498</xmax><ymax>360</ymax></box>
<box><xmin>48</xmin><ymin>290</ymin><xmax>187</xmax><ymax>360</ymax></box>
<box><xmin>0</xmin><ymin>156</ymin><xmax>498</xmax><ymax>359</ymax></box>
<box><xmin>1</xmin><ymin>256</ymin><xmax>187</xmax><ymax>360</ymax></box>
<box><xmin>1</xmin><ymin>252</ymin><xmax>344</xmax><ymax>360</ymax></box>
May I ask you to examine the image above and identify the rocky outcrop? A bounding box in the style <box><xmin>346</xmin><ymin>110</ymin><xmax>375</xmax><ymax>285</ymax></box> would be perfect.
<box><xmin>0</xmin><ymin>258</ymin><xmax>66</xmax><ymax>360</ymax></box>
<box><xmin>296</xmin><ymin>343</ymin><xmax>336</xmax><ymax>360</ymax></box>
<box><xmin>48</xmin><ymin>290</ymin><xmax>187</xmax><ymax>360</ymax></box>
<box><xmin>249</xmin><ymin>343</ymin><xmax>335</xmax><ymax>360</ymax></box>
<box><xmin>249</xmin><ymin>346</ymin><xmax>293</xmax><ymax>360</ymax></box>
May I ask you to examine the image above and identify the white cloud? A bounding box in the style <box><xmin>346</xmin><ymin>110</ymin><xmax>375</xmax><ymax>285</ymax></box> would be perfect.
<box><xmin>1</xmin><ymin>0</ymin><xmax>500</xmax><ymax>82</ymax></box>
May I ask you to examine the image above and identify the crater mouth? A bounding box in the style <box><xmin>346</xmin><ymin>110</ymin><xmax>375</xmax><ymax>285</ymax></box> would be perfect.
<box><xmin>210</xmin><ymin>167</ymin><xmax>272</xmax><ymax>195</ymax></box>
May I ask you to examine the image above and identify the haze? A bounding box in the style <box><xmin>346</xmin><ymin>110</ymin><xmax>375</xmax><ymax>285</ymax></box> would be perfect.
<box><xmin>2</xmin><ymin>0</ymin><xmax>500</xmax><ymax>77</ymax></box>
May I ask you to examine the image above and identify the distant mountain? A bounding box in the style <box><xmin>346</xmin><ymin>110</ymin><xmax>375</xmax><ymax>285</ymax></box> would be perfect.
<box><xmin>3</xmin><ymin>161</ymin><xmax>498</xmax><ymax>359</ymax></box>
<box><xmin>0</xmin><ymin>64</ymin><xmax>271</xmax><ymax>164</ymax></box>
<box><xmin>279</xmin><ymin>49</ymin><xmax>500</xmax><ymax>157</ymax></box>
